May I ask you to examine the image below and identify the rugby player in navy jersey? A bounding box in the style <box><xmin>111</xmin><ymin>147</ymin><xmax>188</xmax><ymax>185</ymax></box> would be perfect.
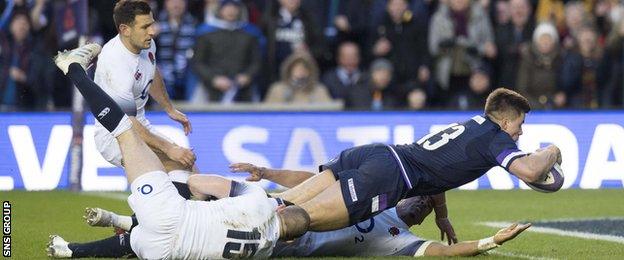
<box><xmin>273</xmin><ymin>88</ymin><xmax>561</xmax><ymax>243</ymax></box>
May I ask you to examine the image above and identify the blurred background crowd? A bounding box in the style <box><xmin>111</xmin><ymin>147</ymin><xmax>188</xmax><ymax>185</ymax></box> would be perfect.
<box><xmin>1</xmin><ymin>0</ymin><xmax>624</xmax><ymax>111</ymax></box>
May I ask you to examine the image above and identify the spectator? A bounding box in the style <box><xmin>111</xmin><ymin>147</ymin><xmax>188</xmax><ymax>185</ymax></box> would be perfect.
<box><xmin>560</xmin><ymin>25</ymin><xmax>604</xmax><ymax>109</ymax></box>
<box><xmin>598</xmin><ymin>16</ymin><xmax>624</xmax><ymax>108</ymax></box>
<box><xmin>406</xmin><ymin>87</ymin><xmax>427</xmax><ymax>110</ymax></box>
<box><xmin>345</xmin><ymin>58</ymin><xmax>401</xmax><ymax>110</ymax></box>
<box><xmin>561</xmin><ymin>1</ymin><xmax>591</xmax><ymax>50</ymax></box>
<box><xmin>265</xmin><ymin>52</ymin><xmax>332</xmax><ymax>104</ymax></box>
<box><xmin>495</xmin><ymin>0</ymin><xmax>534</xmax><ymax>89</ymax></box>
<box><xmin>260</xmin><ymin>0</ymin><xmax>324</xmax><ymax>85</ymax></box>
<box><xmin>333</xmin><ymin>0</ymin><xmax>377</xmax><ymax>64</ymax></box>
<box><xmin>371</xmin><ymin>0</ymin><xmax>430</xmax><ymax>88</ymax></box>
<box><xmin>449</xmin><ymin>64</ymin><xmax>492</xmax><ymax>110</ymax></box>
<box><xmin>192</xmin><ymin>0</ymin><xmax>261</xmax><ymax>103</ymax></box>
<box><xmin>516</xmin><ymin>22</ymin><xmax>563</xmax><ymax>109</ymax></box>
<box><xmin>156</xmin><ymin>0</ymin><xmax>197</xmax><ymax>100</ymax></box>
<box><xmin>429</xmin><ymin>0</ymin><xmax>496</xmax><ymax>100</ymax></box>
<box><xmin>321</xmin><ymin>42</ymin><xmax>364</xmax><ymax>101</ymax></box>
<box><xmin>493</xmin><ymin>0</ymin><xmax>511</xmax><ymax>27</ymax></box>
<box><xmin>0</xmin><ymin>12</ymin><xmax>50</xmax><ymax>111</ymax></box>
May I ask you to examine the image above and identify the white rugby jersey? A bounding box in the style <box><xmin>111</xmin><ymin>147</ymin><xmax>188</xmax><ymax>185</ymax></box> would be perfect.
<box><xmin>94</xmin><ymin>35</ymin><xmax>156</xmax><ymax>125</ymax></box>
<box><xmin>171</xmin><ymin>194</ymin><xmax>281</xmax><ymax>259</ymax></box>
<box><xmin>272</xmin><ymin>208</ymin><xmax>431</xmax><ymax>257</ymax></box>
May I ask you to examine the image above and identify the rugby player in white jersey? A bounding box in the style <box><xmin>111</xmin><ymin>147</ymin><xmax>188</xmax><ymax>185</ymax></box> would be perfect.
<box><xmin>50</xmin><ymin>43</ymin><xmax>310</xmax><ymax>259</ymax></box>
<box><xmin>92</xmin><ymin>0</ymin><xmax>196</xmax><ymax>193</ymax></box>
<box><xmin>48</xmin><ymin>161</ymin><xmax>531</xmax><ymax>258</ymax></box>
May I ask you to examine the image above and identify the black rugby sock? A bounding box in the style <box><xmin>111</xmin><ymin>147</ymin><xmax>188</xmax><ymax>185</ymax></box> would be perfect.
<box><xmin>68</xmin><ymin>233</ymin><xmax>135</xmax><ymax>258</ymax></box>
<box><xmin>66</xmin><ymin>63</ymin><xmax>127</xmax><ymax>133</ymax></box>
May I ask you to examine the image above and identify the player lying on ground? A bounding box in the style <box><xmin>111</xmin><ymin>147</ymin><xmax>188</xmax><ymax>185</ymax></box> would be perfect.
<box><xmin>236</xmin><ymin>163</ymin><xmax>532</xmax><ymax>257</ymax></box>
<box><xmin>50</xmin><ymin>43</ymin><xmax>310</xmax><ymax>259</ymax></box>
<box><xmin>271</xmin><ymin>88</ymin><xmax>562</xmax><ymax>235</ymax></box>
<box><xmin>94</xmin><ymin>0</ymin><xmax>197</xmax><ymax>187</ymax></box>
<box><xmin>48</xmin><ymin>163</ymin><xmax>530</xmax><ymax>258</ymax></box>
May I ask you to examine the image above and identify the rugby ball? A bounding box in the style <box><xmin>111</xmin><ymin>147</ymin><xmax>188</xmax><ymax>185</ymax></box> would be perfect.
<box><xmin>525</xmin><ymin>163</ymin><xmax>564</xmax><ymax>193</ymax></box>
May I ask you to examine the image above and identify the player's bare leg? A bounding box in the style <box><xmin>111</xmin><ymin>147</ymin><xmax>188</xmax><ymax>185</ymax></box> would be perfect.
<box><xmin>298</xmin><ymin>181</ymin><xmax>350</xmax><ymax>231</ymax></box>
<box><xmin>273</xmin><ymin>169</ymin><xmax>337</xmax><ymax>205</ymax></box>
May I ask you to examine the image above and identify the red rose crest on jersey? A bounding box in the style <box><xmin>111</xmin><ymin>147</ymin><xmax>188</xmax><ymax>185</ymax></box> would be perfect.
<box><xmin>148</xmin><ymin>52</ymin><xmax>155</xmax><ymax>65</ymax></box>
<box><xmin>388</xmin><ymin>226</ymin><xmax>400</xmax><ymax>236</ymax></box>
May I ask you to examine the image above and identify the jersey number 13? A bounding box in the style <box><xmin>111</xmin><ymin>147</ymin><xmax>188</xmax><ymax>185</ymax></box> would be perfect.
<box><xmin>416</xmin><ymin>123</ymin><xmax>465</xmax><ymax>151</ymax></box>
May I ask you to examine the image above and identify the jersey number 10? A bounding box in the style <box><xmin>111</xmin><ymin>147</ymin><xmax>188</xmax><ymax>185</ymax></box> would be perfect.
<box><xmin>416</xmin><ymin>124</ymin><xmax>466</xmax><ymax>151</ymax></box>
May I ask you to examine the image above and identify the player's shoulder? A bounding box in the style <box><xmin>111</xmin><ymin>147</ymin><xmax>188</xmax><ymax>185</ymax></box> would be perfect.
<box><xmin>462</xmin><ymin>115</ymin><xmax>499</xmax><ymax>135</ymax></box>
<box><xmin>99</xmin><ymin>36</ymin><xmax>124</xmax><ymax>62</ymax></box>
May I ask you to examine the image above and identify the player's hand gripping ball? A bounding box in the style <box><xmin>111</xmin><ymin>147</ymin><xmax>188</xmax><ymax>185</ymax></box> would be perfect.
<box><xmin>525</xmin><ymin>162</ymin><xmax>564</xmax><ymax>193</ymax></box>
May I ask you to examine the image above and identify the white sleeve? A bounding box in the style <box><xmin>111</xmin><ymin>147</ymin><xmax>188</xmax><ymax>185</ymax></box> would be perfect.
<box><xmin>96</xmin><ymin>55</ymin><xmax>137</xmax><ymax>116</ymax></box>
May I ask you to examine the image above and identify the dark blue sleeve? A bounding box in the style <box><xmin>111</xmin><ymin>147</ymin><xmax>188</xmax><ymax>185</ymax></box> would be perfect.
<box><xmin>487</xmin><ymin>132</ymin><xmax>526</xmax><ymax>171</ymax></box>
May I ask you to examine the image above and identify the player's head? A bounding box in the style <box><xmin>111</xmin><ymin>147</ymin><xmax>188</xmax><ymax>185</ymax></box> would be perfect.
<box><xmin>276</xmin><ymin>205</ymin><xmax>310</xmax><ymax>240</ymax></box>
<box><xmin>485</xmin><ymin>88</ymin><xmax>531</xmax><ymax>141</ymax></box>
<box><xmin>395</xmin><ymin>196</ymin><xmax>433</xmax><ymax>226</ymax></box>
<box><xmin>114</xmin><ymin>0</ymin><xmax>155</xmax><ymax>52</ymax></box>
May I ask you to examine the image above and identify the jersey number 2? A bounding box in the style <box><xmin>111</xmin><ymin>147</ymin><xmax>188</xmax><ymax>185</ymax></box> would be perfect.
<box><xmin>417</xmin><ymin>123</ymin><xmax>465</xmax><ymax>150</ymax></box>
<box><xmin>222</xmin><ymin>228</ymin><xmax>260</xmax><ymax>259</ymax></box>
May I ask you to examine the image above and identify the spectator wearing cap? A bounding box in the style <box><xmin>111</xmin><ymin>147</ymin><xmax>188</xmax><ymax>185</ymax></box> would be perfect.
<box><xmin>264</xmin><ymin>52</ymin><xmax>332</xmax><ymax>104</ymax></box>
<box><xmin>448</xmin><ymin>64</ymin><xmax>492</xmax><ymax>110</ymax></box>
<box><xmin>192</xmin><ymin>0</ymin><xmax>261</xmax><ymax>103</ymax></box>
<box><xmin>345</xmin><ymin>58</ymin><xmax>401</xmax><ymax>110</ymax></box>
<box><xmin>371</xmin><ymin>0</ymin><xmax>430</xmax><ymax>87</ymax></box>
<box><xmin>429</xmin><ymin>0</ymin><xmax>496</xmax><ymax>101</ymax></box>
<box><xmin>517</xmin><ymin>22</ymin><xmax>563</xmax><ymax>109</ymax></box>
<box><xmin>156</xmin><ymin>0</ymin><xmax>197</xmax><ymax>100</ymax></box>
<box><xmin>321</xmin><ymin>42</ymin><xmax>364</xmax><ymax>101</ymax></box>
<box><xmin>494</xmin><ymin>0</ymin><xmax>534</xmax><ymax>89</ymax></box>
<box><xmin>260</xmin><ymin>0</ymin><xmax>325</xmax><ymax>87</ymax></box>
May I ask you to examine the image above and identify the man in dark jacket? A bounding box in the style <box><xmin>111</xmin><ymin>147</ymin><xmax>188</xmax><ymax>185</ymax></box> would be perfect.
<box><xmin>192</xmin><ymin>0</ymin><xmax>261</xmax><ymax>102</ymax></box>
<box><xmin>371</xmin><ymin>0</ymin><xmax>430</xmax><ymax>86</ymax></box>
<box><xmin>321</xmin><ymin>42</ymin><xmax>364</xmax><ymax>101</ymax></box>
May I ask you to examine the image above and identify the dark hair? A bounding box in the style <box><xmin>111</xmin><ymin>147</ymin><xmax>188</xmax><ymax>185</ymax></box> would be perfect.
<box><xmin>113</xmin><ymin>0</ymin><xmax>152</xmax><ymax>30</ymax></box>
<box><xmin>484</xmin><ymin>88</ymin><xmax>531</xmax><ymax>120</ymax></box>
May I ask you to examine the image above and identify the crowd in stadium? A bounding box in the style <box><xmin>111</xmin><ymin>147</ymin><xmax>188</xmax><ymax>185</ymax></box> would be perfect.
<box><xmin>1</xmin><ymin>0</ymin><xmax>624</xmax><ymax>111</ymax></box>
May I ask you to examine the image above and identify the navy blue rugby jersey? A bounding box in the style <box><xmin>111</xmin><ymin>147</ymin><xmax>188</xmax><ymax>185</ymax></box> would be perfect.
<box><xmin>391</xmin><ymin>115</ymin><xmax>526</xmax><ymax>195</ymax></box>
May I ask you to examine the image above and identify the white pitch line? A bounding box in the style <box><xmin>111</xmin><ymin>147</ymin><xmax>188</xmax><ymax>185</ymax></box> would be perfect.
<box><xmin>490</xmin><ymin>250</ymin><xmax>557</xmax><ymax>260</ymax></box>
<box><xmin>479</xmin><ymin>221</ymin><xmax>624</xmax><ymax>244</ymax></box>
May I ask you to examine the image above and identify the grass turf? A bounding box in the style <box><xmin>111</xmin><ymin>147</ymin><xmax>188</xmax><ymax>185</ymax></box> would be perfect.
<box><xmin>2</xmin><ymin>189</ymin><xmax>623</xmax><ymax>259</ymax></box>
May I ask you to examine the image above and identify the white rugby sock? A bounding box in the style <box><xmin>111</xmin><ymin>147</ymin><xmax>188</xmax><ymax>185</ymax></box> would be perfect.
<box><xmin>111</xmin><ymin>214</ymin><xmax>133</xmax><ymax>231</ymax></box>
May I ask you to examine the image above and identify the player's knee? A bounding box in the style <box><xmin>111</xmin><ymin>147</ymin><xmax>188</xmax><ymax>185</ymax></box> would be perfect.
<box><xmin>186</xmin><ymin>174</ymin><xmax>203</xmax><ymax>197</ymax></box>
<box><xmin>277</xmin><ymin>205</ymin><xmax>310</xmax><ymax>240</ymax></box>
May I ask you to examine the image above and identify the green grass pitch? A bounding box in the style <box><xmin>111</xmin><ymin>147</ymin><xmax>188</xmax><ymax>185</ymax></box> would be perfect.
<box><xmin>2</xmin><ymin>189</ymin><xmax>623</xmax><ymax>259</ymax></box>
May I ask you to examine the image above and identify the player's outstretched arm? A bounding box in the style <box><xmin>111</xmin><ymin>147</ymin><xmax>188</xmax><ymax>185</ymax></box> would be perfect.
<box><xmin>149</xmin><ymin>68</ymin><xmax>192</xmax><ymax>135</ymax></box>
<box><xmin>229</xmin><ymin>163</ymin><xmax>315</xmax><ymax>188</ymax></box>
<box><xmin>422</xmin><ymin>223</ymin><xmax>531</xmax><ymax>257</ymax></box>
<box><xmin>127</xmin><ymin>116</ymin><xmax>196</xmax><ymax>168</ymax></box>
<box><xmin>509</xmin><ymin>145</ymin><xmax>560</xmax><ymax>182</ymax></box>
